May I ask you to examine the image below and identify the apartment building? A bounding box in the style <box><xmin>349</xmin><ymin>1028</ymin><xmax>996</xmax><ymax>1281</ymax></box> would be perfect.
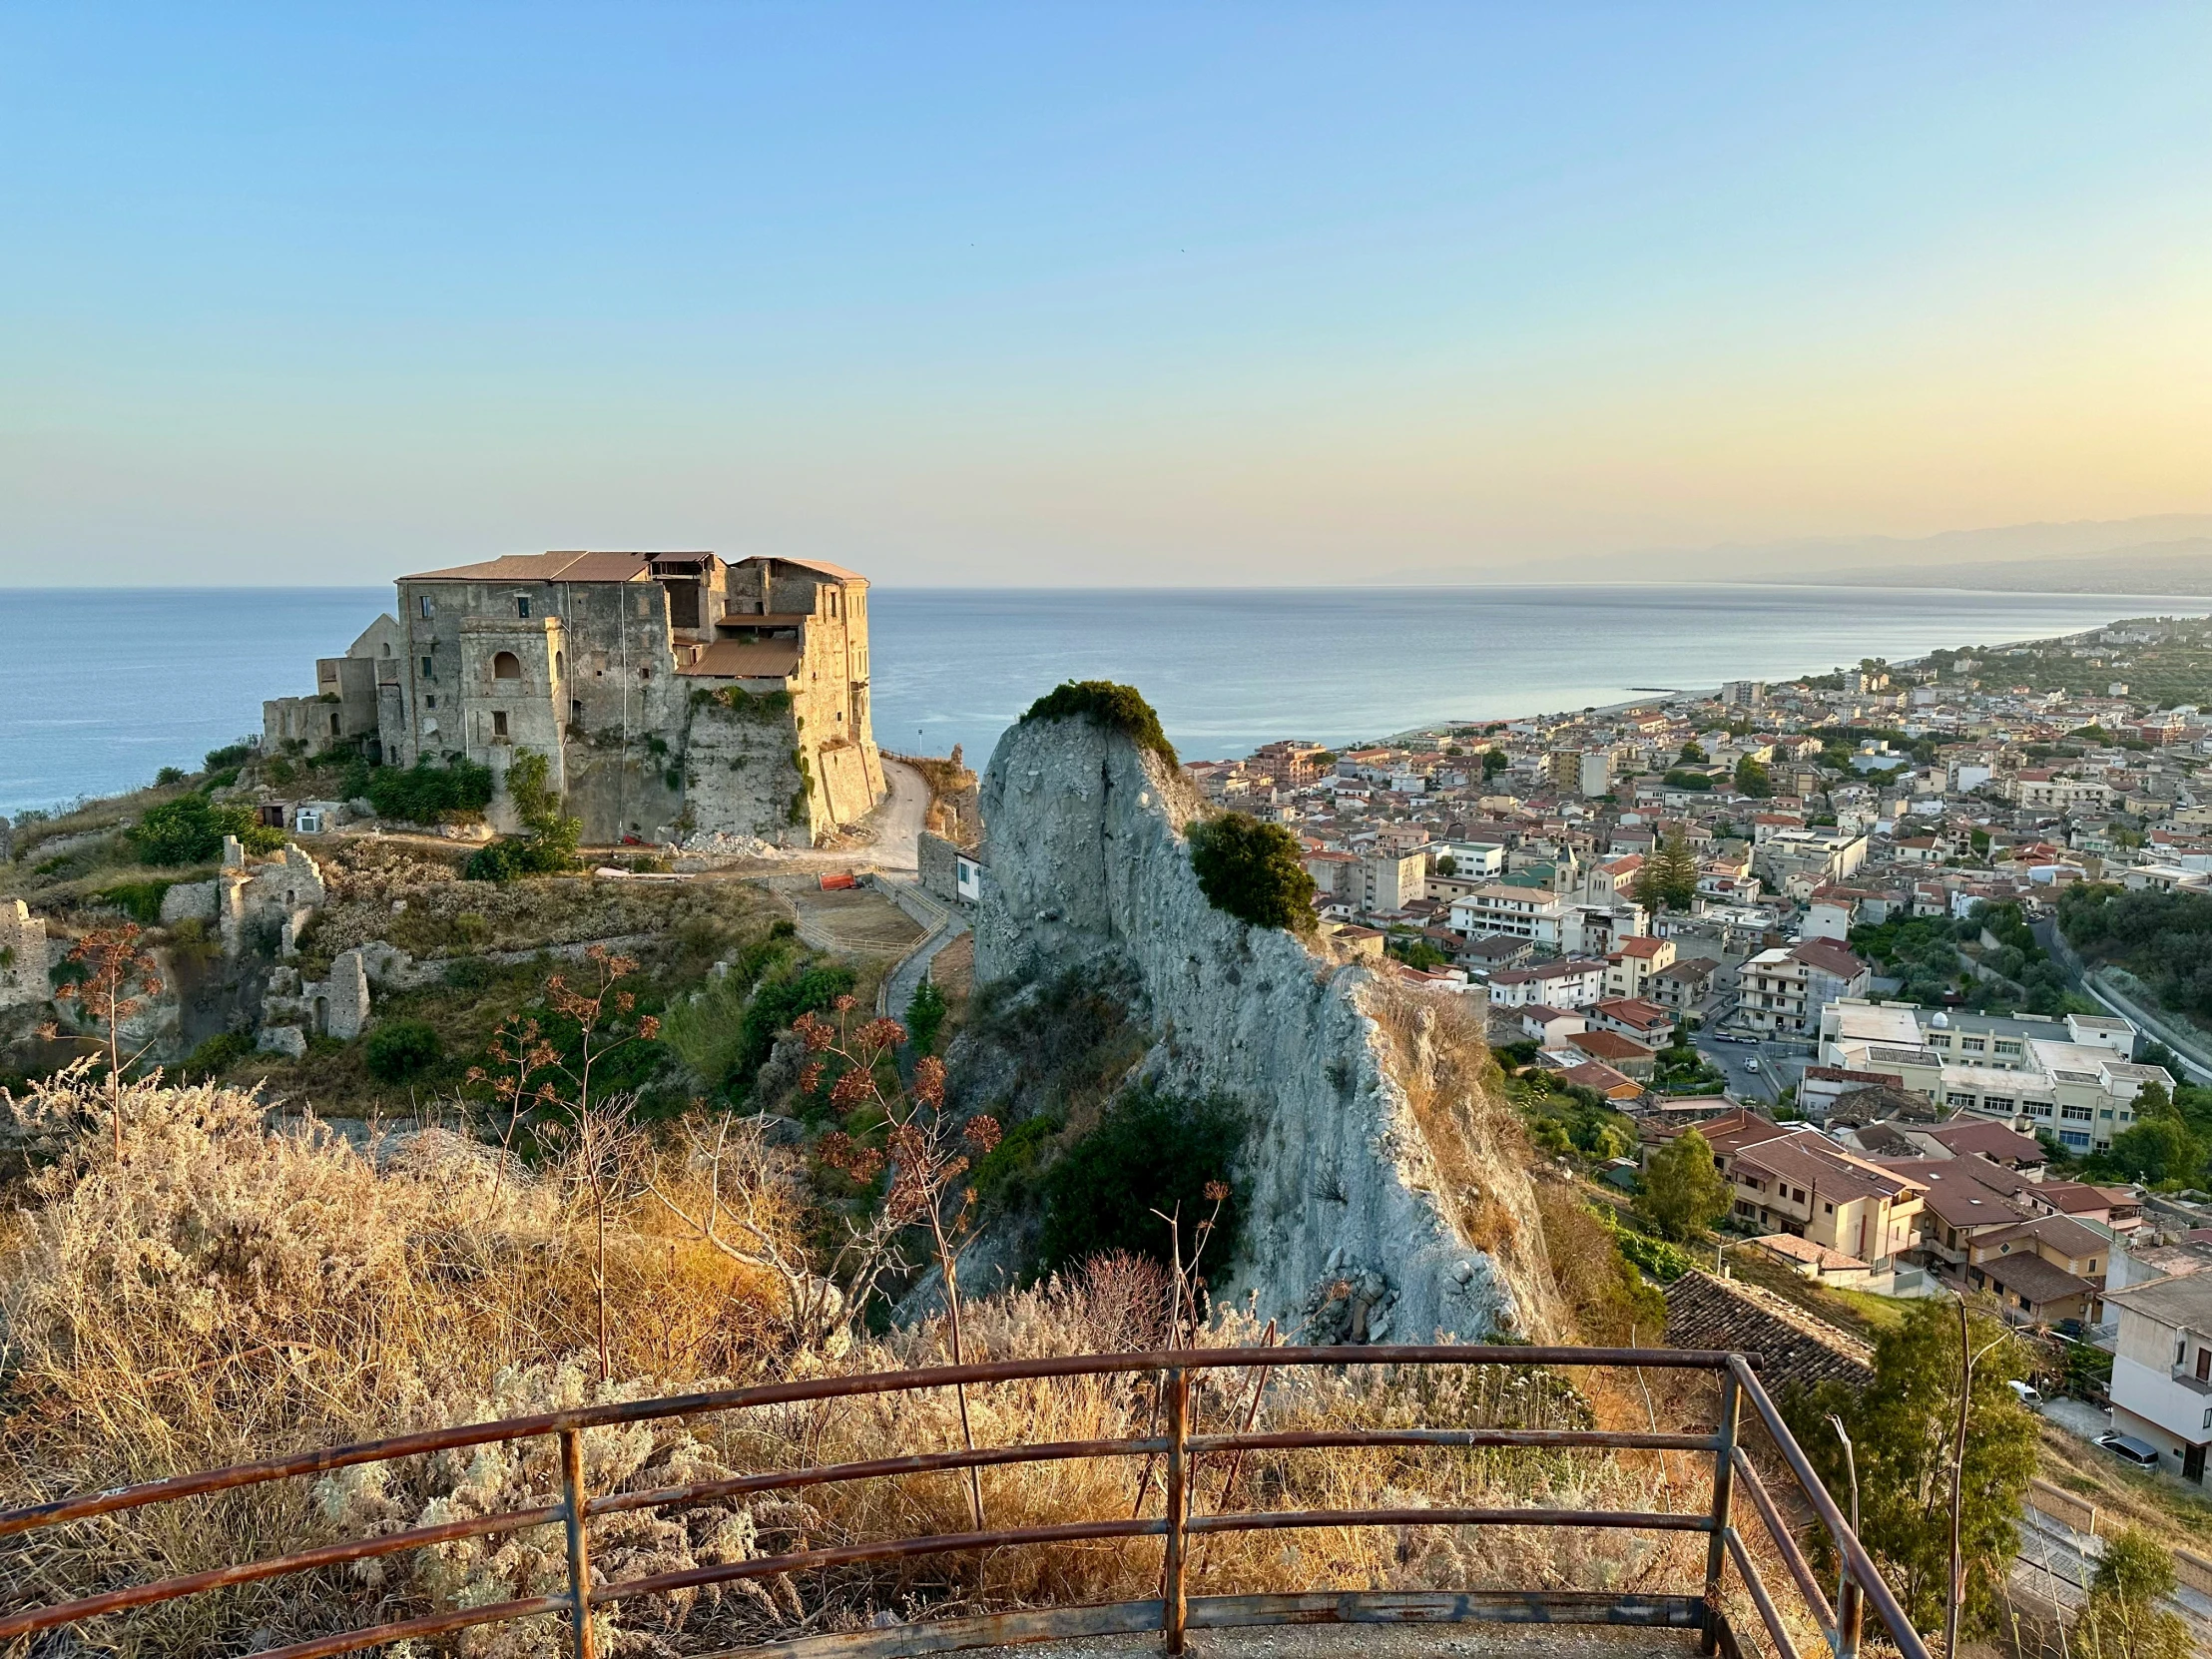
<box><xmin>1735</xmin><ymin>939</ymin><xmax>1872</xmax><ymax>1037</ymax></box>
<box><xmin>1820</xmin><ymin>1001</ymin><xmax>2169</xmax><ymax>1153</ymax></box>
<box><xmin>1604</xmin><ymin>934</ymin><xmax>1676</xmax><ymax>999</ymax></box>
<box><xmin>2104</xmin><ymin>1272</ymin><xmax>2212</xmax><ymax>1481</ymax></box>
<box><xmin>1485</xmin><ymin>957</ymin><xmax>1609</xmax><ymax>1009</ymax></box>
<box><xmin>1447</xmin><ymin>883</ymin><xmax>1567</xmax><ymax>946</ymax></box>
<box><xmin>1650</xmin><ymin>1110</ymin><xmax>1923</xmax><ymax>1269</ymax></box>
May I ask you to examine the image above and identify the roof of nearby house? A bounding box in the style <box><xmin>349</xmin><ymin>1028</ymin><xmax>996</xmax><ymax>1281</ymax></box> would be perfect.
<box><xmin>1614</xmin><ymin>936</ymin><xmax>1669</xmax><ymax>959</ymax></box>
<box><xmin>1559</xmin><ymin>1060</ymin><xmax>1643</xmax><ymax>1099</ymax></box>
<box><xmin>1915</xmin><ymin>1119</ymin><xmax>2048</xmax><ymax>1167</ymax></box>
<box><xmin>1750</xmin><ymin>1234</ymin><xmax>1867</xmax><ymax>1273</ymax></box>
<box><xmin>1592</xmin><ymin>997</ymin><xmax>1673</xmax><ymax>1032</ymax></box>
<box><xmin>1977</xmin><ymin>1251</ymin><xmax>2094</xmax><ymax>1308</ymax></box>
<box><xmin>1879</xmin><ymin>1159</ymin><xmax>2027</xmax><ymax>1228</ymax></box>
<box><xmin>1567</xmin><ymin>1029</ymin><xmax>1649</xmax><ymax>1062</ymax></box>
<box><xmin>1790</xmin><ymin>938</ymin><xmax>1870</xmax><ymax>980</ymax></box>
<box><xmin>2104</xmin><ymin>1271</ymin><xmax>2212</xmax><ymax>1328</ymax></box>
<box><xmin>400</xmin><ymin>550</ymin><xmax>660</xmax><ymax>583</ymax></box>
<box><xmin>1521</xmin><ymin>1004</ymin><xmax>1583</xmax><ymax>1026</ymax></box>
<box><xmin>1653</xmin><ymin>957</ymin><xmax>1717</xmax><ymax>982</ymax></box>
<box><xmin>1735</xmin><ymin>1132</ymin><xmax>1922</xmax><ymax>1205</ymax></box>
<box><xmin>1972</xmin><ymin>1215</ymin><xmax>2107</xmax><ymax>1262</ymax></box>
<box><xmin>2033</xmin><ymin>1181</ymin><xmax>2139</xmax><ymax>1217</ymax></box>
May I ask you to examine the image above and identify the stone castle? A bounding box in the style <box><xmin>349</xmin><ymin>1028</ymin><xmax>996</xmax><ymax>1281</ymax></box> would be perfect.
<box><xmin>267</xmin><ymin>552</ymin><xmax>885</xmax><ymax>844</ymax></box>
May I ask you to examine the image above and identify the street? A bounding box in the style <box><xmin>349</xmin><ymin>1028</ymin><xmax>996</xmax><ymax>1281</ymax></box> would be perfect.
<box><xmin>1692</xmin><ymin>1027</ymin><xmax>1807</xmax><ymax>1106</ymax></box>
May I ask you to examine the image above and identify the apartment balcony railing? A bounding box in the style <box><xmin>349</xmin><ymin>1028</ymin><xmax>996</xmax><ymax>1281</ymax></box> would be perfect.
<box><xmin>0</xmin><ymin>1345</ymin><xmax>1927</xmax><ymax>1659</ymax></box>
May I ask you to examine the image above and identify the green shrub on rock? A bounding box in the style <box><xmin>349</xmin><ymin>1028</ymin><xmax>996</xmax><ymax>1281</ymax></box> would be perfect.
<box><xmin>1020</xmin><ymin>681</ymin><xmax>1178</xmax><ymax>766</ymax></box>
<box><xmin>1039</xmin><ymin>1088</ymin><xmax>1244</xmax><ymax>1275</ymax></box>
<box><xmin>1188</xmin><ymin>812</ymin><xmax>1318</xmax><ymax>933</ymax></box>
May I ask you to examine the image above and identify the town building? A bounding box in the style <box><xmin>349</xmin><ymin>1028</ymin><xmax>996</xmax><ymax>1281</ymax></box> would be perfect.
<box><xmin>2103</xmin><ymin>1272</ymin><xmax>2212</xmax><ymax>1481</ymax></box>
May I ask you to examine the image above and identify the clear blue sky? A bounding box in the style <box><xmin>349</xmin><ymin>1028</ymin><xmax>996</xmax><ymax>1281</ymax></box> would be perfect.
<box><xmin>2</xmin><ymin>5</ymin><xmax>2207</xmax><ymax>586</ymax></box>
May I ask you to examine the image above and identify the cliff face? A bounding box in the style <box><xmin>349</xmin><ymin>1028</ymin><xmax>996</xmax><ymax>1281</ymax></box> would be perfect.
<box><xmin>974</xmin><ymin>714</ymin><xmax>1562</xmax><ymax>1345</ymax></box>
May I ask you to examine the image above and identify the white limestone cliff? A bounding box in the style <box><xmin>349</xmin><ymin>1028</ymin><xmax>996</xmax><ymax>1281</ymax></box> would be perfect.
<box><xmin>973</xmin><ymin>711</ymin><xmax>1563</xmax><ymax>1345</ymax></box>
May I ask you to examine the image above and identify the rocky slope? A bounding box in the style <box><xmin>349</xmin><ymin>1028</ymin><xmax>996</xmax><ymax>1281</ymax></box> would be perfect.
<box><xmin>973</xmin><ymin>710</ymin><xmax>1563</xmax><ymax>1344</ymax></box>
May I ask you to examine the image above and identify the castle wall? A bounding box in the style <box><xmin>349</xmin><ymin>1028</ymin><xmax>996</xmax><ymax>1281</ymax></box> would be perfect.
<box><xmin>679</xmin><ymin>695</ymin><xmax>813</xmax><ymax>845</ymax></box>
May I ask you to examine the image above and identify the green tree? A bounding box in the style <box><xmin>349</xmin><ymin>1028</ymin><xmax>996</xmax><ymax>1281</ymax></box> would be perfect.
<box><xmin>131</xmin><ymin>794</ymin><xmax>279</xmax><ymax>864</ymax></box>
<box><xmin>2079</xmin><ymin>1527</ymin><xmax>2190</xmax><ymax>1659</ymax></box>
<box><xmin>1679</xmin><ymin>740</ymin><xmax>1706</xmax><ymax>763</ymax></box>
<box><xmin>1433</xmin><ymin>852</ymin><xmax>1458</xmax><ymax>876</ymax></box>
<box><xmin>2106</xmin><ymin>1084</ymin><xmax>2204</xmax><ymax>1186</ymax></box>
<box><xmin>1733</xmin><ymin>755</ymin><xmax>1772</xmax><ymax>797</ymax></box>
<box><xmin>464</xmin><ymin>750</ymin><xmax>583</xmax><ymax>880</ymax></box>
<box><xmin>1188</xmin><ymin>812</ymin><xmax>1318</xmax><ymax>932</ymax></box>
<box><xmin>1785</xmin><ymin>1300</ymin><xmax>2038</xmax><ymax>1637</ymax></box>
<box><xmin>1481</xmin><ymin>748</ymin><xmax>1509</xmax><ymax>780</ymax></box>
<box><xmin>1635</xmin><ymin>828</ymin><xmax>1700</xmax><ymax>914</ymax></box>
<box><xmin>1641</xmin><ymin>1128</ymin><xmax>1732</xmax><ymax>1240</ymax></box>
<box><xmin>905</xmin><ymin>974</ymin><xmax>948</xmax><ymax>1053</ymax></box>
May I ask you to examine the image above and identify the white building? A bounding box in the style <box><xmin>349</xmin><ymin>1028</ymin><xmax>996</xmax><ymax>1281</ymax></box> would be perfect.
<box><xmin>1448</xmin><ymin>884</ymin><xmax>1567</xmax><ymax>947</ymax></box>
<box><xmin>2104</xmin><ymin>1272</ymin><xmax>2212</xmax><ymax>1482</ymax></box>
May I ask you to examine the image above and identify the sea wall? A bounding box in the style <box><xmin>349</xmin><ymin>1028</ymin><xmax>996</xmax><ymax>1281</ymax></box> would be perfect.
<box><xmin>973</xmin><ymin>712</ymin><xmax>1562</xmax><ymax>1343</ymax></box>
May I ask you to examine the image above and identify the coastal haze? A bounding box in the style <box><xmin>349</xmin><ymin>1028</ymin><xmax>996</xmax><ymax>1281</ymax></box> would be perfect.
<box><xmin>3</xmin><ymin>581</ymin><xmax>2204</xmax><ymax>819</ymax></box>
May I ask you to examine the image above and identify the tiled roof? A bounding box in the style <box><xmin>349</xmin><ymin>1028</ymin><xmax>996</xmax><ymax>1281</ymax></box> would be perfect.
<box><xmin>400</xmin><ymin>551</ymin><xmax>658</xmax><ymax>582</ymax></box>
<box><xmin>676</xmin><ymin>640</ymin><xmax>803</xmax><ymax>679</ymax></box>
<box><xmin>1977</xmin><ymin>1252</ymin><xmax>2094</xmax><ymax>1307</ymax></box>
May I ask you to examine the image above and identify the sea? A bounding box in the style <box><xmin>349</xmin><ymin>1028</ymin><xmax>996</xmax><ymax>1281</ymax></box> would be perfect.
<box><xmin>2</xmin><ymin>584</ymin><xmax>2205</xmax><ymax>819</ymax></box>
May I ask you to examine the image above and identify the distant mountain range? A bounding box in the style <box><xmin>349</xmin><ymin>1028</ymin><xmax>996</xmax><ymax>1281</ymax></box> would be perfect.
<box><xmin>1403</xmin><ymin>515</ymin><xmax>2212</xmax><ymax>594</ymax></box>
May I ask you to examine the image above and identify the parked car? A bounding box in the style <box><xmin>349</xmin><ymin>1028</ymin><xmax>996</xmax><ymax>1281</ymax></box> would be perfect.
<box><xmin>2095</xmin><ymin>1432</ymin><xmax>2162</xmax><ymax>1470</ymax></box>
<box><xmin>2006</xmin><ymin>1380</ymin><xmax>2043</xmax><ymax>1411</ymax></box>
<box><xmin>1745</xmin><ymin>1058</ymin><xmax>1761</xmax><ymax>1073</ymax></box>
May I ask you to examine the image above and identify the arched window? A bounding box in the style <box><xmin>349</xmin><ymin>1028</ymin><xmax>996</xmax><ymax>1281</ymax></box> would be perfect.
<box><xmin>492</xmin><ymin>651</ymin><xmax>522</xmax><ymax>681</ymax></box>
<box><xmin>554</xmin><ymin>651</ymin><xmax>566</xmax><ymax>680</ymax></box>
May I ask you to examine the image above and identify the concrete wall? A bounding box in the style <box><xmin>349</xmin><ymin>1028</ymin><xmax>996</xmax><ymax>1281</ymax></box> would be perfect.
<box><xmin>918</xmin><ymin>829</ymin><xmax>964</xmax><ymax>905</ymax></box>
<box><xmin>679</xmin><ymin>696</ymin><xmax>813</xmax><ymax>846</ymax></box>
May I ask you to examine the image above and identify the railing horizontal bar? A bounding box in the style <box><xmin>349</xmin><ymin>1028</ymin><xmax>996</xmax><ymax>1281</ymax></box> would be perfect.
<box><xmin>1186</xmin><ymin>1428</ymin><xmax>1716</xmax><ymax>1455</ymax></box>
<box><xmin>1728</xmin><ymin>1357</ymin><xmax>1930</xmax><ymax>1659</ymax></box>
<box><xmin>589</xmin><ymin>1437</ymin><xmax>1169</xmax><ymax>1517</ymax></box>
<box><xmin>1732</xmin><ymin>1447</ymin><xmax>1835</xmax><ymax>1632</ymax></box>
<box><xmin>1186</xmin><ymin>1506</ymin><xmax>1712</xmax><ymax>1536</ymax></box>
<box><xmin>0</xmin><ymin>1503</ymin><xmax>566</xmax><ymax>1642</ymax></box>
<box><xmin>0</xmin><ymin>1347</ymin><xmax>1744</xmax><ymax>1539</ymax></box>
<box><xmin>251</xmin><ymin>1592</ymin><xmax>573</xmax><ymax>1659</ymax></box>
<box><xmin>1726</xmin><ymin>1525</ymin><xmax>1802</xmax><ymax>1659</ymax></box>
<box><xmin>591</xmin><ymin>1518</ymin><xmax>1170</xmax><ymax>1606</ymax></box>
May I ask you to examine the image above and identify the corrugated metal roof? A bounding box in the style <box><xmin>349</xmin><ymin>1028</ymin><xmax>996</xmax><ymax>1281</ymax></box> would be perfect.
<box><xmin>678</xmin><ymin>640</ymin><xmax>803</xmax><ymax>680</ymax></box>
<box><xmin>733</xmin><ymin>554</ymin><xmax>867</xmax><ymax>583</ymax></box>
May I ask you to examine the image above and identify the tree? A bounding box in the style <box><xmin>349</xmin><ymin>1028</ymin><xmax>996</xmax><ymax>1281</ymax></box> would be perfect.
<box><xmin>1635</xmin><ymin>829</ymin><xmax>1699</xmax><ymax>914</ymax></box>
<box><xmin>905</xmin><ymin>974</ymin><xmax>948</xmax><ymax>1054</ymax></box>
<box><xmin>1433</xmin><ymin>852</ymin><xmax>1458</xmax><ymax>876</ymax></box>
<box><xmin>1733</xmin><ymin>755</ymin><xmax>1772</xmax><ymax>797</ymax></box>
<box><xmin>131</xmin><ymin>794</ymin><xmax>279</xmax><ymax>864</ymax></box>
<box><xmin>53</xmin><ymin>925</ymin><xmax>163</xmax><ymax>1164</ymax></box>
<box><xmin>465</xmin><ymin>750</ymin><xmax>582</xmax><ymax>880</ymax></box>
<box><xmin>2078</xmin><ymin>1527</ymin><xmax>2190</xmax><ymax>1659</ymax></box>
<box><xmin>1481</xmin><ymin>748</ymin><xmax>1509</xmax><ymax>780</ymax></box>
<box><xmin>1679</xmin><ymin>740</ymin><xmax>1706</xmax><ymax>763</ymax></box>
<box><xmin>1188</xmin><ymin>812</ymin><xmax>1318</xmax><ymax>932</ymax></box>
<box><xmin>1640</xmin><ymin>1128</ymin><xmax>1732</xmax><ymax>1241</ymax></box>
<box><xmin>1784</xmin><ymin>1299</ymin><xmax>2037</xmax><ymax>1639</ymax></box>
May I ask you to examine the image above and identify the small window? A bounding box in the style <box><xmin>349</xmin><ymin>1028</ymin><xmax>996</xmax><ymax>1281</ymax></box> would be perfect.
<box><xmin>492</xmin><ymin>651</ymin><xmax>522</xmax><ymax>681</ymax></box>
<box><xmin>1823</xmin><ymin>1201</ymin><xmax>1834</xmax><ymax>1215</ymax></box>
<box><xmin>517</xmin><ymin>597</ymin><xmax>532</xmax><ymax>619</ymax></box>
<box><xmin>570</xmin><ymin>699</ymin><xmax>583</xmax><ymax>720</ymax></box>
<box><xmin>419</xmin><ymin>595</ymin><xmax>434</xmax><ymax>619</ymax></box>
<box><xmin>329</xmin><ymin>712</ymin><xmax>341</xmax><ymax>736</ymax></box>
<box><xmin>555</xmin><ymin>652</ymin><xmax>565</xmax><ymax>679</ymax></box>
<box><xmin>422</xmin><ymin>655</ymin><xmax>435</xmax><ymax>679</ymax></box>
<box><xmin>639</xmin><ymin>666</ymin><xmax>651</xmax><ymax>681</ymax></box>
<box><xmin>493</xmin><ymin>711</ymin><xmax>509</xmax><ymax>738</ymax></box>
<box><xmin>382</xmin><ymin>643</ymin><xmax>391</xmax><ymax>657</ymax></box>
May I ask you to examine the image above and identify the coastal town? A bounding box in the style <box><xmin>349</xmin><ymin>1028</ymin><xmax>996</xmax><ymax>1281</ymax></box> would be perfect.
<box><xmin>1173</xmin><ymin>611</ymin><xmax>2212</xmax><ymax>1484</ymax></box>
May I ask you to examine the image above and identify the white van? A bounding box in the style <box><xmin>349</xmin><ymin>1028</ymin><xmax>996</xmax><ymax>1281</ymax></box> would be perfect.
<box><xmin>2006</xmin><ymin>1380</ymin><xmax>2043</xmax><ymax>1411</ymax></box>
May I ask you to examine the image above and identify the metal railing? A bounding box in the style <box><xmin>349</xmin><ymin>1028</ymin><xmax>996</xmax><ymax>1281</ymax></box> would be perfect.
<box><xmin>0</xmin><ymin>1345</ymin><xmax>1929</xmax><ymax>1659</ymax></box>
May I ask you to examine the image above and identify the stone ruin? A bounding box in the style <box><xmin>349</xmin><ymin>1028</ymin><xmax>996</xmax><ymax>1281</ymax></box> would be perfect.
<box><xmin>258</xmin><ymin>948</ymin><xmax>371</xmax><ymax>1057</ymax></box>
<box><xmin>159</xmin><ymin>836</ymin><xmax>329</xmax><ymax>957</ymax></box>
<box><xmin>0</xmin><ymin>899</ymin><xmax>53</xmax><ymax>1012</ymax></box>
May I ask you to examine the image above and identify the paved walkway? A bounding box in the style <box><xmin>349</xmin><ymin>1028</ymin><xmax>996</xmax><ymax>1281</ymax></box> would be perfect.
<box><xmin>872</xmin><ymin>875</ymin><xmax>967</xmax><ymax>1018</ymax></box>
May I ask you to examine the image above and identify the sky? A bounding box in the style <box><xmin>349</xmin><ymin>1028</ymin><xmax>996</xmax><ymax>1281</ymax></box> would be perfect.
<box><xmin>2</xmin><ymin>4</ymin><xmax>2208</xmax><ymax>588</ymax></box>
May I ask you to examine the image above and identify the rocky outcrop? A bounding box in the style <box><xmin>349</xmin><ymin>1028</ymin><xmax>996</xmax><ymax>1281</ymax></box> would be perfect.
<box><xmin>974</xmin><ymin>711</ymin><xmax>1562</xmax><ymax>1344</ymax></box>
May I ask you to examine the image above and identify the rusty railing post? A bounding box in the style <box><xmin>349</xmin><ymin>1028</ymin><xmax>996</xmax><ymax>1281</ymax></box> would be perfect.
<box><xmin>1835</xmin><ymin>1568</ymin><xmax>1864</xmax><ymax>1659</ymax></box>
<box><xmin>1162</xmin><ymin>1366</ymin><xmax>1191</xmax><ymax>1655</ymax></box>
<box><xmin>559</xmin><ymin>1427</ymin><xmax>598</xmax><ymax>1659</ymax></box>
<box><xmin>1702</xmin><ymin>1364</ymin><xmax>1740</xmax><ymax>1655</ymax></box>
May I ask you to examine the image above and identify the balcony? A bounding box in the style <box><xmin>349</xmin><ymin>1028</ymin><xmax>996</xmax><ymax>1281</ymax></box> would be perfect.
<box><xmin>0</xmin><ymin>1345</ymin><xmax>1926</xmax><ymax>1659</ymax></box>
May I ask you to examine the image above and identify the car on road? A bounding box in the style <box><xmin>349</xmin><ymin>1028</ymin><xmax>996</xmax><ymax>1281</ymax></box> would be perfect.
<box><xmin>1712</xmin><ymin>1032</ymin><xmax>1756</xmax><ymax>1045</ymax></box>
<box><xmin>1745</xmin><ymin>1058</ymin><xmax>1761</xmax><ymax>1073</ymax></box>
<box><xmin>2006</xmin><ymin>1380</ymin><xmax>2043</xmax><ymax>1411</ymax></box>
<box><xmin>2095</xmin><ymin>1431</ymin><xmax>2163</xmax><ymax>1470</ymax></box>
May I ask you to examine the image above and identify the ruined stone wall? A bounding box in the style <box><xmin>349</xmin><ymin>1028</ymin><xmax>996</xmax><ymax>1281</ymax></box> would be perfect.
<box><xmin>0</xmin><ymin>900</ymin><xmax>51</xmax><ymax>1011</ymax></box>
<box><xmin>817</xmin><ymin>742</ymin><xmax>876</xmax><ymax>830</ymax></box>
<box><xmin>917</xmin><ymin>830</ymin><xmax>964</xmax><ymax>905</ymax></box>
<box><xmin>974</xmin><ymin>715</ymin><xmax>1564</xmax><ymax>1344</ymax></box>
<box><xmin>679</xmin><ymin>698</ymin><xmax>813</xmax><ymax>847</ymax></box>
